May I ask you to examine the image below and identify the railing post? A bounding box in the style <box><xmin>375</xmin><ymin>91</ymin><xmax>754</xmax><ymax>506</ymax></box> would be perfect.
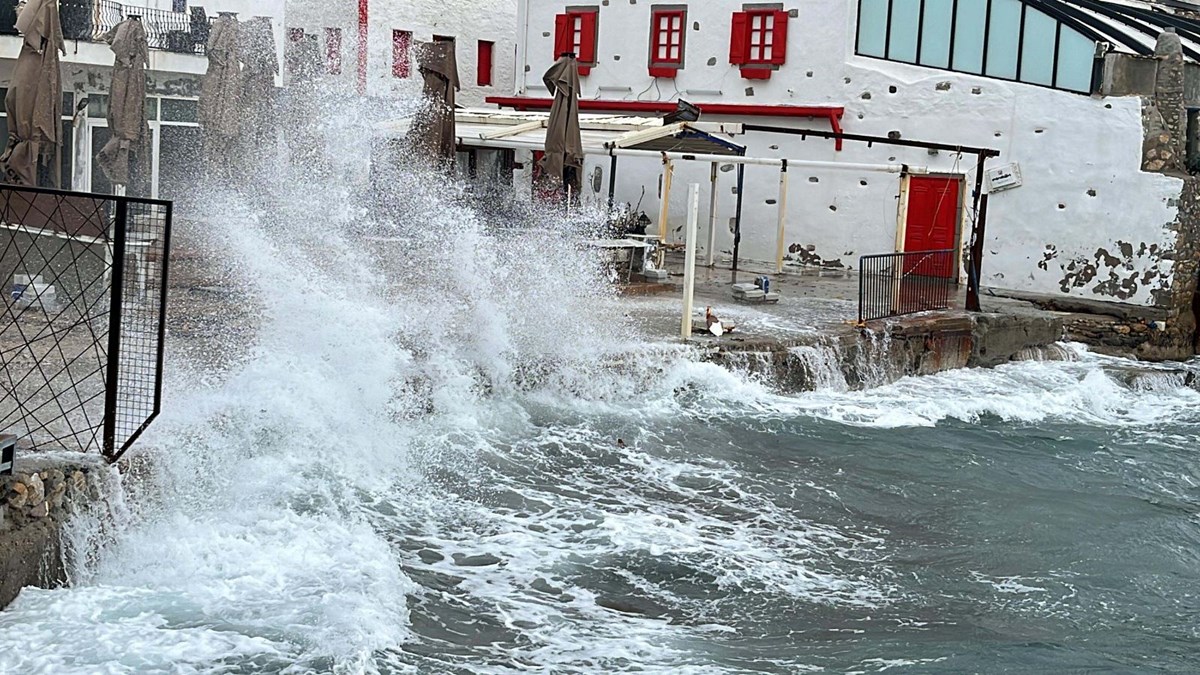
<box><xmin>681</xmin><ymin>183</ymin><xmax>700</xmax><ymax>340</ymax></box>
<box><xmin>102</xmin><ymin>197</ymin><xmax>128</xmax><ymax>461</ymax></box>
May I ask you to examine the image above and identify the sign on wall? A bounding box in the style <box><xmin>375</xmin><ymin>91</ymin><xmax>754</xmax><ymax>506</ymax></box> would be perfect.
<box><xmin>986</xmin><ymin>163</ymin><xmax>1023</xmax><ymax>193</ymax></box>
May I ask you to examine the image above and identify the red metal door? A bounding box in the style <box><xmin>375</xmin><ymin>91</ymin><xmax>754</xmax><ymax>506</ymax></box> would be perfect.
<box><xmin>904</xmin><ymin>176</ymin><xmax>961</xmax><ymax>278</ymax></box>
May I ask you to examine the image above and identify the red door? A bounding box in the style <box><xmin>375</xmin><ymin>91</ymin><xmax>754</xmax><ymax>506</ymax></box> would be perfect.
<box><xmin>904</xmin><ymin>176</ymin><xmax>961</xmax><ymax>278</ymax></box>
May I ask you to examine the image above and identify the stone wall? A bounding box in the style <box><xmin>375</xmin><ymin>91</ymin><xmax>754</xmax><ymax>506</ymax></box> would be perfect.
<box><xmin>0</xmin><ymin>456</ymin><xmax>105</xmax><ymax>610</ymax></box>
<box><xmin>1135</xmin><ymin>30</ymin><xmax>1200</xmax><ymax>359</ymax></box>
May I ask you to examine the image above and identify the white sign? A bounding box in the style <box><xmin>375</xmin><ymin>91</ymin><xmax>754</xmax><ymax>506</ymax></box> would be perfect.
<box><xmin>986</xmin><ymin>163</ymin><xmax>1023</xmax><ymax>193</ymax></box>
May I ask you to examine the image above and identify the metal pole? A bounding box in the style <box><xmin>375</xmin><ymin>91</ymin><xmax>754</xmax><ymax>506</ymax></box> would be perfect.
<box><xmin>658</xmin><ymin>156</ymin><xmax>674</xmax><ymax>245</ymax></box>
<box><xmin>775</xmin><ymin>159</ymin><xmax>789</xmax><ymax>274</ymax></box>
<box><xmin>103</xmin><ymin>198</ymin><xmax>128</xmax><ymax>461</ymax></box>
<box><xmin>681</xmin><ymin>183</ymin><xmax>700</xmax><ymax>340</ymax></box>
<box><xmin>657</xmin><ymin>156</ymin><xmax>674</xmax><ymax>268</ymax></box>
<box><xmin>607</xmin><ymin>153</ymin><xmax>618</xmax><ymax>210</ymax></box>
<box><xmin>732</xmin><ymin>162</ymin><xmax>745</xmax><ymax>282</ymax></box>
<box><xmin>706</xmin><ymin>162</ymin><xmax>719</xmax><ymax>267</ymax></box>
<box><xmin>966</xmin><ymin>154</ymin><xmax>988</xmax><ymax>312</ymax></box>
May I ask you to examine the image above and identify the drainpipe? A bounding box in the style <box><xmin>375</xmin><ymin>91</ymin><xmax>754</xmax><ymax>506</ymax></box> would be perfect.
<box><xmin>357</xmin><ymin>0</ymin><xmax>368</xmax><ymax>95</ymax></box>
<box><xmin>516</xmin><ymin>0</ymin><xmax>531</xmax><ymax>95</ymax></box>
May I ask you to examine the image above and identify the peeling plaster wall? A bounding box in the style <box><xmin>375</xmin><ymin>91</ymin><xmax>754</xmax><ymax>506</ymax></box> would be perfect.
<box><xmin>518</xmin><ymin>0</ymin><xmax>1186</xmax><ymax>307</ymax></box>
<box><xmin>285</xmin><ymin>0</ymin><xmax>516</xmax><ymax>107</ymax></box>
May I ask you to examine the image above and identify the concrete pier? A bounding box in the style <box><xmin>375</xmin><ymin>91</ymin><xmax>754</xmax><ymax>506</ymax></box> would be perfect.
<box><xmin>623</xmin><ymin>265</ymin><xmax>1067</xmax><ymax>392</ymax></box>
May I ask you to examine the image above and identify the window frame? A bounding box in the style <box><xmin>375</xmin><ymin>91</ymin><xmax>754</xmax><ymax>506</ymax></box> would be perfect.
<box><xmin>649</xmin><ymin>6</ymin><xmax>688</xmax><ymax>78</ymax></box>
<box><xmin>729</xmin><ymin>5</ymin><xmax>788</xmax><ymax>80</ymax></box>
<box><xmin>393</xmin><ymin>30</ymin><xmax>412</xmax><ymax>79</ymax></box>
<box><xmin>324</xmin><ymin>27</ymin><xmax>342</xmax><ymax>75</ymax></box>
<box><xmin>477</xmin><ymin>39</ymin><xmax>495</xmax><ymax>86</ymax></box>
<box><xmin>853</xmin><ymin>0</ymin><xmax>1101</xmax><ymax>94</ymax></box>
<box><xmin>554</xmin><ymin>7</ymin><xmax>600</xmax><ymax>75</ymax></box>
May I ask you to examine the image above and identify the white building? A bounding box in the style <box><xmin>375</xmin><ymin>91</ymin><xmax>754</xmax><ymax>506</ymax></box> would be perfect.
<box><xmin>282</xmin><ymin>0</ymin><xmax>516</xmax><ymax>106</ymax></box>
<box><xmin>0</xmin><ymin>0</ymin><xmax>287</xmax><ymax>200</ymax></box>
<box><xmin>496</xmin><ymin>0</ymin><xmax>1200</xmax><ymax>350</ymax></box>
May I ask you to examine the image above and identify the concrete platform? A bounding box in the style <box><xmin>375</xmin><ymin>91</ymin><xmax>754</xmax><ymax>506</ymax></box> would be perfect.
<box><xmin>620</xmin><ymin>264</ymin><xmax>1067</xmax><ymax>392</ymax></box>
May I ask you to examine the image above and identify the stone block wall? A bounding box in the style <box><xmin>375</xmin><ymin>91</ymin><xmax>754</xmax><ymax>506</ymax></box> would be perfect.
<box><xmin>1</xmin><ymin>459</ymin><xmax>101</xmax><ymax>610</ymax></box>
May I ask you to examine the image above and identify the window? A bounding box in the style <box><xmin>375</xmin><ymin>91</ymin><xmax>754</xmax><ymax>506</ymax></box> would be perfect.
<box><xmin>553</xmin><ymin>8</ymin><xmax>599</xmax><ymax>75</ymax></box>
<box><xmin>649</xmin><ymin>7</ymin><xmax>686</xmax><ymax>78</ymax></box>
<box><xmin>856</xmin><ymin>0</ymin><xmax>1098</xmax><ymax>93</ymax></box>
<box><xmin>172</xmin><ymin>0</ymin><xmax>185</xmax><ymax>12</ymax></box>
<box><xmin>477</xmin><ymin>40</ymin><xmax>494</xmax><ymax>86</ymax></box>
<box><xmin>730</xmin><ymin>7</ymin><xmax>789</xmax><ymax>80</ymax></box>
<box><xmin>393</xmin><ymin>30</ymin><xmax>412</xmax><ymax>78</ymax></box>
<box><xmin>434</xmin><ymin>34</ymin><xmax>455</xmax><ymax>43</ymax></box>
<box><xmin>325</xmin><ymin>28</ymin><xmax>342</xmax><ymax>75</ymax></box>
<box><xmin>287</xmin><ymin>28</ymin><xmax>304</xmax><ymax>43</ymax></box>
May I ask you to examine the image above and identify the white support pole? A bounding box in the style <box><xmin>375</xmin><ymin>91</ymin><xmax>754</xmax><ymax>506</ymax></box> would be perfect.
<box><xmin>658</xmin><ymin>156</ymin><xmax>675</xmax><ymax>245</ymax></box>
<box><xmin>706</xmin><ymin>162</ymin><xmax>719</xmax><ymax>267</ymax></box>
<box><xmin>774</xmin><ymin>160</ymin><xmax>789</xmax><ymax>274</ymax></box>
<box><xmin>681</xmin><ymin>183</ymin><xmax>700</xmax><ymax>340</ymax></box>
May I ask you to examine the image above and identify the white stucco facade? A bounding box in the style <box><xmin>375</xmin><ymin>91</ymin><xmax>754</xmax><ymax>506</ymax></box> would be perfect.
<box><xmin>503</xmin><ymin>0</ymin><xmax>1188</xmax><ymax>308</ymax></box>
<box><xmin>284</xmin><ymin>0</ymin><xmax>516</xmax><ymax>107</ymax></box>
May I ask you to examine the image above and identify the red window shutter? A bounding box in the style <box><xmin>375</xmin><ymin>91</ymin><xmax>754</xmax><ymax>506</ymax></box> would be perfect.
<box><xmin>729</xmin><ymin>12</ymin><xmax>749</xmax><ymax>65</ymax></box>
<box><xmin>396</xmin><ymin>30</ymin><xmax>415</xmax><ymax>78</ymax></box>
<box><xmin>325</xmin><ymin>28</ymin><xmax>342</xmax><ymax>75</ymax></box>
<box><xmin>769</xmin><ymin>11</ymin><xmax>789</xmax><ymax>65</ymax></box>
<box><xmin>554</xmin><ymin>14</ymin><xmax>571</xmax><ymax>57</ymax></box>
<box><xmin>578</xmin><ymin>11</ymin><xmax>598</xmax><ymax>64</ymax></box>
<box><xmin>477</xmin><ymin>40</ymin><xmax>494</xmax><ymax>86</ymax></box>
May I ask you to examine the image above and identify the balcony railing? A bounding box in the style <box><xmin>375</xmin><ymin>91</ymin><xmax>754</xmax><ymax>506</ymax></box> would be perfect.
<box><xmin>3</xmin><ymin>1</ymin><xmax>211</xmax><ymax>55</ymax></box>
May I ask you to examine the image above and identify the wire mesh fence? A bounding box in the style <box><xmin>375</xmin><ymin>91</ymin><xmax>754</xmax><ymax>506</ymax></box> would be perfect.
<box><xmin>0</xmin><ymin>184</ymin><xmax>171</xmax><ymax>463</ymax></box>
<box><xmin>858</xmin><ymin>249</ymin><xmax>958</xmax><ymax>323</ymax></box>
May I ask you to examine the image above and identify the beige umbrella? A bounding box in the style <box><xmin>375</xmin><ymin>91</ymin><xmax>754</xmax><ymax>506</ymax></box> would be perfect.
<box><xmin>408</xmin><ymin>41</ymin><xmax>459</xmax><ymax>164</ymax></box>
<box><xmin>540</xmin><ymin>55</ymin><xmax>583</xmax><ymax>195</ymax></box>
<box><xmin>0</xmin><ymin>0</ymin><xmax>66</xmax><ymax>187</ymax></box>
<box><xmin>97</xmin><ymin>16</ymin><xmax>150</xmax><ymax>192</ymax></box>
<box><xmin>200</xmin><ymin>12</ymin><xmax>242</xmax><ymax>177</ymax></box>
<box><xmin>238</xmin><ymin>16</ymin><xmax>278</xmax><ymax>160</ymax></box>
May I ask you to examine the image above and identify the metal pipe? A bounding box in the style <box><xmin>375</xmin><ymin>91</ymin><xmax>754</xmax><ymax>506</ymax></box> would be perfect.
<box><xmin>706</xmin><ymin>162</ymin><xmax>719</xmax><ymax>267</ymax></box>
<box><xmin>966</xmin><ymin>153</ymin><xmax>988</xmax><ymax>312</ymax></box>
<box><xmin>103</xmin><ymin>198</ymin><xmax>129</xmax><ymax>462</ymax></box>
<box><xmin>732</xmin><ymin>162</ymin><xmax>745</xmax><ymax>281</ymax></box>
<box><xmin>775</xmin><ymin>159</ymin><xmax>789</xmax><ymax>274</ymax></box>
<box><xmin>658</xmin><ymin>156</ymin><xmax>674</xmax><ymax>248</ymax></box>
<box><xmin>681</xmin><ymin>183</ymin><xmax>700</xmax><ymax>340</ymax></box>
<box><xmin>607</xmin><ymin>154</ymin><xmax>618</xmax><ymax>210</ymax></box>
<box><xmin>741</xmin><ymin>123</ymin><xmax>1002</xmax><ymax>158</ymax></box>
<box><xmin>608</xmin><ymin>148</ymin><xmax>911</xmax><ymax>173</ymax></box>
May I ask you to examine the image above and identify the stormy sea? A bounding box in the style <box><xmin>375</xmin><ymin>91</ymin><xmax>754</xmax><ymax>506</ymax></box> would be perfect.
<box><xmin>2</xmin><ymin>69</ymin><xmax>1200</xmax><ymax>675</ymax></box>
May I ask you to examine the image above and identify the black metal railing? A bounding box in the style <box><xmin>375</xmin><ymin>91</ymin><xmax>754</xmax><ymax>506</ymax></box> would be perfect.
<box><xmin>53</xmin><ymin>1</ymin><xmax>210</xmax><ymax>55</ymax></box>
<box><xmin>858</xmin><ymin>249</ymin><xmax>958</xmax><ymax>323</ymax></box>
<box><xmin>0</xmin><ymin>184</ymin><xmax>171</xmax><ymax>463</ymax></box>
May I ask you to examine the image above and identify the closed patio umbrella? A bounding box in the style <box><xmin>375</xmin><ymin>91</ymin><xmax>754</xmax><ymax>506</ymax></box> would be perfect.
<box><xmin>200</xmin><ymin>12</ymin><xmax>242</xmax><ymax>178</ymax></box>
<box><xmin>97</xmin><ymin>16</ymin><xmax>150</xmax><ymax>193</ymax></box>
<box><xmin>0</xmin><ymin>0</ymin><xmax>65</xmax><ymax>187</ymax></box>
<box><xmin>239</xmin><ymin>16</ymin><xmax>278</xmax><ymax>162</ymax></box>
<box><xmin>408</xmin><ymin>41</ymin><xmax>459</xmax><ymax>164</ymax></box>
<box><xmin>540</xmin><ymin>54</ymin><xmax>583</xmax><ymax>195</ymax></box>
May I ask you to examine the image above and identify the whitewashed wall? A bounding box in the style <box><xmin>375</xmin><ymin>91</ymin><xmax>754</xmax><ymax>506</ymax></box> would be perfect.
<box><xmin>285</xmin><ymin>0</ymin><xmax>516</xmax><ymax>107</ymax></box>
<box><xmin>516</xmin><ymin>0</ymin><xmax>1184</xmax><ymax>307</ymax></box>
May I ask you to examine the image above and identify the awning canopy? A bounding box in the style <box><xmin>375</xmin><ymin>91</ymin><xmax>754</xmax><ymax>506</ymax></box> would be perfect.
<box><xmin>376</xmin><ymin>108</ymin><xmax>746</xmax><ymax>157</ymax></box>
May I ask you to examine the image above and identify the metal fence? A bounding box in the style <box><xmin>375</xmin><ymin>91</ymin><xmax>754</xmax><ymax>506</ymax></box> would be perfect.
<box><xmin>0</xmin><ymin>184</ymin><xmax>171</xmax><ymax>463</ymax></box>
<box><xmin>858</xmin><ymin>249</ymin><xmax>958</xmax><ymax>323</ymax></box>
<box><xmin>58</xmin><ymin>0</ymin><xmax>210</xmax><ymax>55</ymax></box>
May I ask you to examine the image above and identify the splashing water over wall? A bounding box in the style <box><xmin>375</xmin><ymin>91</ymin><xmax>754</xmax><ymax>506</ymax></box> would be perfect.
<box><xmin>3</xmin><ymin>37</ymin><xmax>1200</xmax><ymax>674</ymax></box>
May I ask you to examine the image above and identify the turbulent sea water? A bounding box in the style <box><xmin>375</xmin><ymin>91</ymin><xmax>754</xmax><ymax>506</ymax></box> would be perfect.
<box><xmin>3</xmin><ymin>82</ymin><xmax>1200</xmax><ymax>674</ymax></box>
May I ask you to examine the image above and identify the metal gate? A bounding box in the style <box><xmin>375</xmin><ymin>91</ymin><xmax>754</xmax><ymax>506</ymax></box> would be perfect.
<box><xmin>0</xmin><ymin>184</ymin><xmax>171</xmax><ymax>463</ymax></box>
